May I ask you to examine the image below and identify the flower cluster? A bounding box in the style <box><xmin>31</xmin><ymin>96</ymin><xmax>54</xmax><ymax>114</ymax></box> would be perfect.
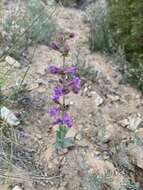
<box><xmin>48</xmin><ymin>32</ymin><xmax>80</xmax><ymax>131</ymax></box>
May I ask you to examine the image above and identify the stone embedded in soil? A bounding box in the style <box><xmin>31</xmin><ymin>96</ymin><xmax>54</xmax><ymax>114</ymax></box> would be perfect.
<box><xmin>27</xmin><ymin>83</ymin><xmax>39</xmax><ymax>91</ymax></box>
<box><xmin>91</xmin><ymin>91</ymin><xmax>104</xmax><ymax>106</ymax></box>
<box><xmin>118</xmin><ymin>118</ymin><xmax>129</xmax><ymax>128</ymax></box>
<box><xmin>11</xmin><ymin>186</ymin><xmax>23</xmax><ymax>190</ymax></box>
<box><xmin>128</xmin><ymin>145</ymin><xmax>143</xmax><ymax>170</ymax></box>
<box><xmin>107</xmin><ymin>94</ymin><xmax>120</xmax><ymax>102</ymax></box>
<box><xmin>5</xmin><ymin>55</ymin><xmax>21</xmax><ymax>68</ymax></box>
<box><xmin>119</xmin><ymin>114</ymin><xmax>143</xmax><ymax>131</ymax></box>
<box><xmin>76</xmin><ymin>139</ymin><xmax>88</xmax><ymax>147</ymax></box>
<box><xmin>0</xmin><ymin>106</ymin><xmax>20</xmax><ymax>126</ymax></box>
<box><xmin>127</xmin><ymin>114</ymin><xmax>143</xmax><ymax>131</ymax></box>
<box><xmin>75</xmin><ymin>133</ymin><xmax>82</xmax><ymax>141</ymax></box>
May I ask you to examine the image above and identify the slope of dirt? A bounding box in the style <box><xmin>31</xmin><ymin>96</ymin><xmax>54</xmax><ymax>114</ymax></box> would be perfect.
<box><xmin>1</xmin><ymin>4</ymin><xmax>143</xmax><ymax>190</ymax></box>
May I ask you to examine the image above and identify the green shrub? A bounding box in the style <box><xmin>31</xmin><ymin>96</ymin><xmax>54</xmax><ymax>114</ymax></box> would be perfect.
<box><xmin>22</xmin><ymin>0</ymin><xmax>57</xmax><ymax>44</ymax></box>
<box><xmin>123</xmin><ymin>63</ymin><xmax>143</xmax><ymax>92</ymax></box>
<box><xmin>86</xmin><ymin>1</ymin><xmax>113</xmax><ymax>53</ymax></box>
<box><xmin>56</xmin><ymin>0</ymin><xmax>80</xmax><ymax>6</ymax></box>
<box><xmin>108</xmin><ymin>0</ymin><xmax>143</xmax><ymax>67</ymax></box>
<box><xmin>108</xmin><ymin>0</ymin><xmax>143</xmax><ymax>91</ymax></box>
<box><xmin>2</xmin><ymin>0</ymin><xmax>57</xmax><ymax>60</ymax></box>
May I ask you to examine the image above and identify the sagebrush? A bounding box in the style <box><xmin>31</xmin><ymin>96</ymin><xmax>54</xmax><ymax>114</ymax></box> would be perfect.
<box><xmin>2</xmin><ymin>0</ymin><xmax>57</xmax><ymax>60</ymax></box>
<box><xmin>86</xmin><ymin>1</ymin><xmax>113</xmax><ymax>53</ymax></box>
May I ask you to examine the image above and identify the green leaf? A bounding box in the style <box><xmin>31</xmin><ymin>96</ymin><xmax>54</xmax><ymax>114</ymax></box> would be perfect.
<box><xmin>62</xmin><ymin>138</ymin><xmax>75</xmax><ymax>148</ymax></box>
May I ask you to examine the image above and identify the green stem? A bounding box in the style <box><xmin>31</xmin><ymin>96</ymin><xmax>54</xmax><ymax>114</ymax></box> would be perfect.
<box><xmin>62</xmin><ymin>55</ymin><xmax>66</xmax><ymax>119</ymax></box>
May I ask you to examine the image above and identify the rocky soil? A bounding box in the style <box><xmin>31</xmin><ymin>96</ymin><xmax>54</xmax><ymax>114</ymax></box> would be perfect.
<box><xmin>0</xmin><ymin>2</ymin><xmax>143</xmax><ymax>190</ymax></box>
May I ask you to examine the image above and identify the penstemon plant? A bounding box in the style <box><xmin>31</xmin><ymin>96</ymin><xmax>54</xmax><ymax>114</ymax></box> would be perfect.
<box><xmin>48</xmin><ymin>32</ymin><xmax>80</xmax><ymax>150</ymax></box>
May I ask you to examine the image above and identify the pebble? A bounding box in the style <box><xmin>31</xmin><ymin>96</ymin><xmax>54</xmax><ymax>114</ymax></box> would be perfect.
<box><xmin>11</xmin><ymin>186</ymin><xmax>22</xmax><ymax>190</ymax></box>
<box><xmin>5</xmin><ymin>56</ymin><xmax>21</xmax><ymax>68</ymax></box>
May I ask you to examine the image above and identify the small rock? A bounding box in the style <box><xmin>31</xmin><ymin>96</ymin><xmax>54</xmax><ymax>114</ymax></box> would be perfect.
<box><xmin>75</xmin><ymin>133</ymin><xmax>82</xmax><ymax>141</ymax></box>
<box><xmin>5</xmin><ymin>56</ymin><xmax>21</xmax><ymax>68</ymax></box>
<box><xmin>0</xmin><ymin>107</ymin><xmax>20</xmax><ymax>126</ymax></box>
<box><xmin>91</xmin><ymin>91</ymin><xmax>103</xmax><ymax>106</ymax></box>
<box><xmin>119</xmin><ymin>114</ymin><xmax>143</xmax><ymax>131</ymax></box>
<box><xmin>94</xmin><ymin>151</ymin><xmax>101</xmax><ymax>156</ymax></box>
<box><xmin>103</xmin><ymin>155</ymin><xmax>110</xmax><ymax>160</ymax></box>
<box><xmin>118</xmin><ymin>119</ymin><xmax>129</xmax><ymax>128</ymax></box>
<box><xmin>69</xmin><ymin>101</ymin><xmax>74</xmax><ymax>105</ymax></box>
<box><xmin>128</xmin><ymin>145</ymin><xmax>143</xmax><ymax>169</ymax></box>
<box><xmin>36</xmin><ymin>79</ymin><xmax>47</xmax><ymax>85</ymax></box>
<box><xmin>36</xmin><ymin>134</ymin><xmax>42</xmax><ymax>140</ymax></box>
<box><xmin>128</xmin><ymin>114</ymin><xmax>143</xmax><ymax>131</ymax></box>
<box><xmin>36</xmin><ymin>86</ymin><xmax>46</xmax><ymax>93</ymax></box>
<box><xmin>135</xmin><ymin>94</ymin><xmax>141</xmax><ymax>99</ymax></box>
<box><xmin>84</xmin><ymin>87</ymin><xmax>88</xmax><ymax>93</ymax></box>
<box><xmin>11</xmin><ymin>185</ymin><xmax>22</xmax><ymax>190</ymax></box>
<box><xmin>107</xmin><ymin>94</ymin><xmax>120</xmax><ymax>102</ymax></box>
<box><xmin>27</xmin><ymin>83</ymin><xmax>39</xmax><ymax>91</ymax></box>
<box><xmin>76</xmin><ymin>139</ymin><xmax>88</xmax><ymax>147</ymax></box>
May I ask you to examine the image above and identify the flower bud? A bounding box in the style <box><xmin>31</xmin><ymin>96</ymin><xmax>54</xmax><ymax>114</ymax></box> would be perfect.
<box><xmin>63</xmin><ymin>44</ymin><xmax>70</xmax><ymax>56</ymax></box>
<box><xmin>51</xmin><ymin>42</ymin><xmax>60</xmax><ymax>51</ymax></box>
<box><xmin>69</xmin><ymin>32</ymin><xmax>75</xmax><ymax>38</ymax></box>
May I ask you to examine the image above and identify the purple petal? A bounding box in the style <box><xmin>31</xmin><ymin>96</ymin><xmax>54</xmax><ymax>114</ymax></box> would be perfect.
<box><xmin>63</xmin><ymin>44</ymin><xmax>70</xmax><ymax>55</ymax></box>
<box><xmin>53</xmin><ymin>118</ymin><xmax>63</xmax><ymax>125</ymax></box>
<box><xmin>51</xmin><ymin>86</ymin><xmax>63</xmax><ymax>102</ymax></box>
<box><xmin>63</xmin><ymin>112</ymin><xmax>72</xmax><ymax>128</ymax></box>
<box><xmin>69</xmin><ymin>32</ymin><xmax>75</xmax><ymax>38</ymax></box>
<box><xmin>52</xmin><ymin>113</ymin><xmax>72</xmax><ymax>128</ymax></box>
<box><xmin>69</xmin><ymin>77</ymin><xmax>81</xmax><ymax>94</ymax></box>
<box><xmin>48</xmin><ymin>65</ymin><xmax>61</xmax><ymax>74</ymax></box>
<box><xmin>48</xmin><ymin>107</ymin><xmax>60</xmax><ymax>117</ymax></box>
<box><xmin>64</xmin><ymin>66</ymin><xmax>76</xmax><ymax>75</ymax></box>
<box><xmin>50</xmin><ymin>42</ymin><xmax>60</xmax><ymax>51</ymax></box>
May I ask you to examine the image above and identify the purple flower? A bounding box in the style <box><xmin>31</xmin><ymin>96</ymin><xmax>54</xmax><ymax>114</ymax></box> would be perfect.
<box><xmin>63</xmin><ymin>112</ymin><xmax>72</xmax><ymax>128</ymax></box>
<box><xmin>53</xmin><ymin>112</ymin><xmax>72</xmax><ymax>128</ymax></box>
<box><xmin>49</xmin><ymin>34</ymin><xmax>80</xmax><ymax>138</ymax></box>
<box><xmin>48</xmin><ymin>65</ymin><xmax>61</xmax><ymax>74</ymax></box>
<box><xmin>51</xmin><ymin>42</ymin><xmax>60</xmax><ymax>51</ymax></box>
<box><xmin>62</xmin><ymin>44</ymin><xmax>70</xmax><ymax>55</ymax></box>
<box><xmin>53</xmin><ymin>118</ymin><xmax>63</xmax><ymax>125</ymax></box>
<box><xmin>51</xmin><ymin>86</ymin><xmax>63</xmax><ymax>102</ymax></box>
<box><xmin>69</xmin><ymin>32</ymin><xmax>75</xmax><ymax>38</ymax></box>
<box><xmin>69</xmin><ymin>77</ymin><xmax>81</xmax><ymax>94</ymax></box>
<box><xmin>48</xmin><ymin>107</ymin><xmax>60</xmax><ymax>117</ymax></box>
<box><xmin>64</xmin><ymin>66</ymin><xmax>76</xmax><ymax>75</ymax></box>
